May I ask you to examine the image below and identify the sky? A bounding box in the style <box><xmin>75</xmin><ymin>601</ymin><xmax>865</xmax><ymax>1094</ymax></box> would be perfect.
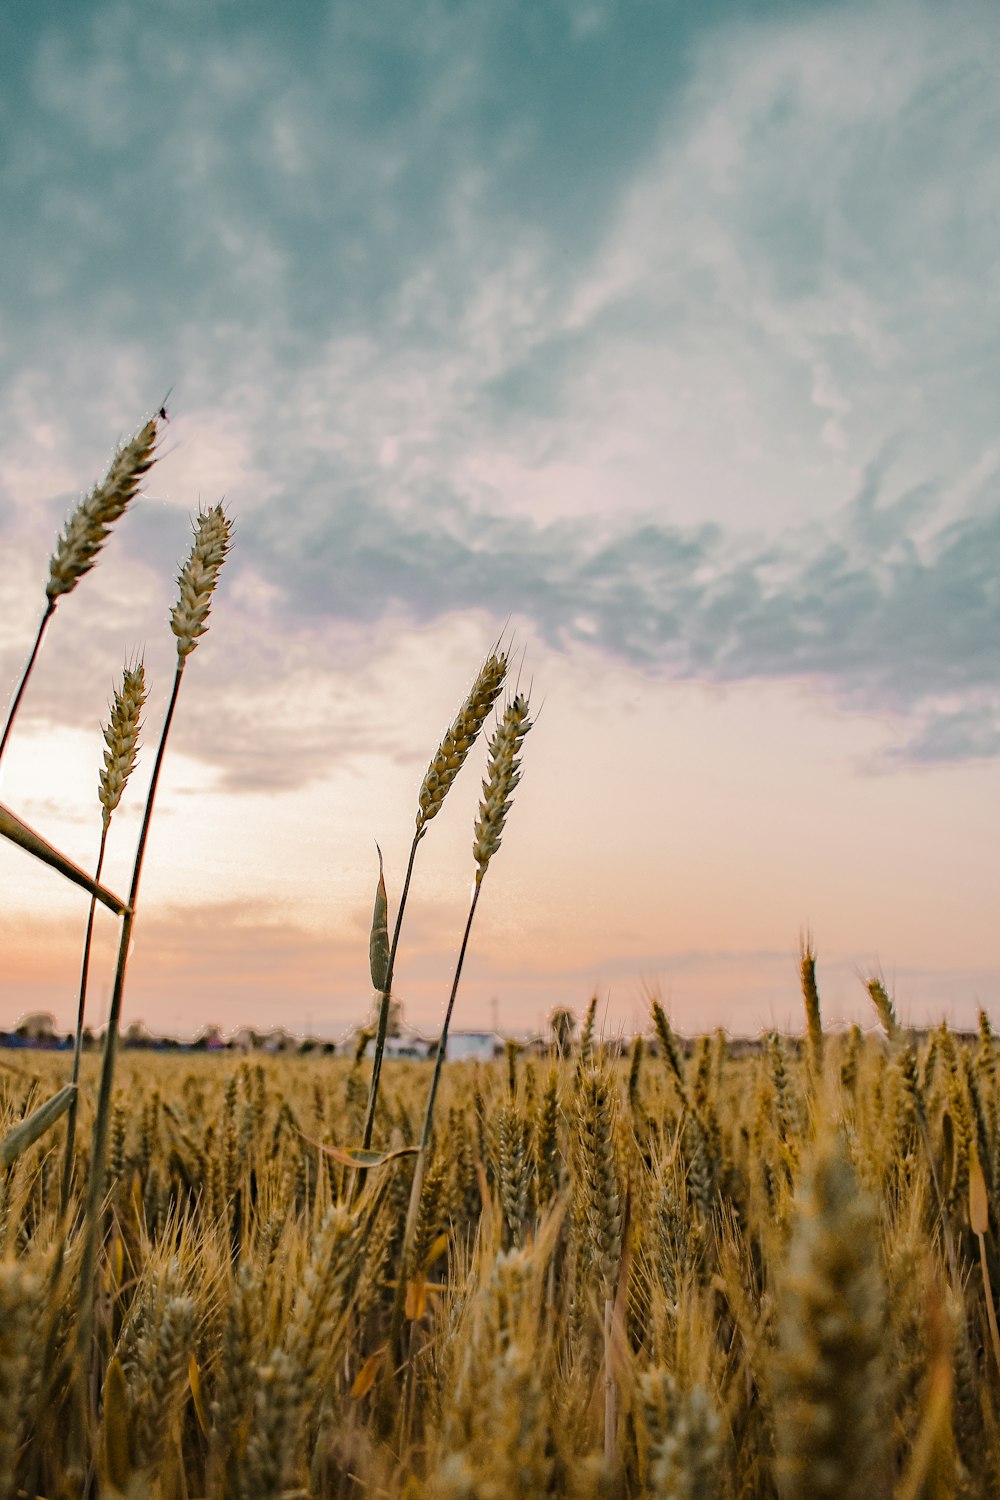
<box><xmin>1</xmin><ymin>0</ymin><xmax>999</xmax><ymax>1042</ymax></box>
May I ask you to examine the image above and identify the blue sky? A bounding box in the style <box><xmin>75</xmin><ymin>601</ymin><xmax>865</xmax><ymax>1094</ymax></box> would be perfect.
<box><xmin>1</xmin><ymin>0</ymin><xmax>998</xmax><ymax>1036</ymax></box>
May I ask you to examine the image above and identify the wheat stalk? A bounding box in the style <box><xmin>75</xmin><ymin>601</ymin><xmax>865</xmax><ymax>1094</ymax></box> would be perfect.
<box><xmin>0</xmin><ymin>414</ymin><xmax>161</xmax><ymax>766</ymax></box>
<box><xmin>388</xmin><ymin>693</ymin><xmax>532</xmax><ymax>1380</ymax></box>
<box><xmin>360</xmin><ymin>649</ymin><xmax>508</xmax><ymax>1158</ymax></box>
<box><xmin>75</xmin><ymin>507</ymin><xmax>232</xmax><ymax>1444</ymax></box>
<box><xmin>773</xmin><ymin>1130</ymin><xmax>889</xmax><ymax>1499</ymax></box>
<box><xmin>800</xmin><ymin>937</ymin><xmax>823</xmax><ymax>1080</ymax></box>
<box><xmin>61</xmin><ymin>660</ymin><xmax>147</xmax><ymax>1211</ymax></box>
<box><xmin>867</xmin><ymin>975</ymin><xmax>898</xmax><ymax>1042</ymax></box>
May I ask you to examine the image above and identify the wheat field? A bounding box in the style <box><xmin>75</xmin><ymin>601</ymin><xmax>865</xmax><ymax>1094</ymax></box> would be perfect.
<box><xmin>1</xmin><ymin>1015</ymin><xmax>999</xmax><ymax>1498</ymax></box>
<box><xmin>2</xmin><ymin>412</ymin><xmax>999</xmax><ymax>1497</ymax></box>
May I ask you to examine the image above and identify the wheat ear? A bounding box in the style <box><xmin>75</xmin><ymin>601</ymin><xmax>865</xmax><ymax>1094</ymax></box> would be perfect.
<box><xmin>170</xmin><ymin>503</ymin><xmax>232</xmax><ymax>658</ymax></box>
<box><xmin>471</xmin><ymin>693</ymin><xmax>531</xmax><ymax>883</ymax></box>
<box><xmin>61</xmin><ymin>661</ymin><xmax>147</xmax><ymax>1211</ymax></box>
<box><xmin>0</xmin><ymin>414</ymin><xmax>160</xmax><ymax>765</ymax></box>
<box><xmin>360</xmin><ymin>650</ymin><xmax>508</xmax><ymax>1157</ymax></box>
<box><xmin>867</xmin><ymin>975</ymin><xmax>898</xmax><ymax>1042</ymax></box>
<box><xmin>773</xmin><ymin>1130</ymin><xmax>889</xmax><ymax>1499</ymax></box>
<box><xmin>651</xmin><ymin>999</ymin><xmax>690</xmax><ymax>1109</ymax></box>
<box><xmin>416</xmin><ymin>651</ymin><xmax>508</xmax><ymax>837</ymax></box>
<box><xmin>800</xmin><ymin>937</ymin><xmax>823</xmax><ymax>1080</ymax></box>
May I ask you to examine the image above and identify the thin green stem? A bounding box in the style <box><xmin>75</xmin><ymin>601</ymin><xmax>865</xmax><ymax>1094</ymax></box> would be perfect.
<box><xmin>74</xmin><ymin>661</ymin><xmax>185</xmax><ymax>1448</ymax></box>
<box><xmin>60</xmin><ymin>823</ymin><xmax>109</xmax><ymax>1214</ymax></box>
<box><xmin>0</xmin><ymin>599</ymin><xmax>55</xmax><ymax>766</ymax></box>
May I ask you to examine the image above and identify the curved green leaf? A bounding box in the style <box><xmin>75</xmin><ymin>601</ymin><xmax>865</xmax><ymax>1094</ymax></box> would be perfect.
<box><xmin>369</xmin><ymin>841</ymin><xmax>389</xmax><ymax>993</ymax></box>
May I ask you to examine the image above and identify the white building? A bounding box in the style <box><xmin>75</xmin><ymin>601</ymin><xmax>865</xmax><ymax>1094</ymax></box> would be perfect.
<box><xmin>445</xmin><ymin>1031</ymin><xmax>503</xmax><ymax>1062</ymax></box>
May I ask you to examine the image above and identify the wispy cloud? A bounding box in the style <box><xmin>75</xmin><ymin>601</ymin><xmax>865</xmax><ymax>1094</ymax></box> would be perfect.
<box><xmin>1</xmin><ymin>0</ymin><xmax>998</xmax><ymax>795</ymax></box>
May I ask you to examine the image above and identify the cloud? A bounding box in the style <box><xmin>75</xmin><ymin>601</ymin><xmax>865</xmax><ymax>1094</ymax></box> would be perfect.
<box><xmin>2</xmin><ymin>0</ymin><xmax>999</xmax><ymax>787</ymax></box>
<box><xmin>879</xmin><ymin>704</ymin><xmax>1000</xmax><ymax>768</ymax></box>
<box><xmin>3</xmin><ymin>422</ymin><xmax>998</xmax><ymax>788</ymax></box>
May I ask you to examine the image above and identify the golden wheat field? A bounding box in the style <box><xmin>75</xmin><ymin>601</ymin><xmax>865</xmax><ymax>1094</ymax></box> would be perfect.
<box><xmin>3</xmin><ymin>415</ymin><xmax>1000</xmax><ymax>1497</ymax></box>
<box><xmin>2</xmin><ymin>1012</ymin><xmax>1000</xmax><ymax>1499</ymax></box>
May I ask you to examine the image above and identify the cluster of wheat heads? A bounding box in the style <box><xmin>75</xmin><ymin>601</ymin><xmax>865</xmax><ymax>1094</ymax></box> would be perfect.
<box><xmin>3</xmin><ymin>949</ymin><xmax>1000</xmax><ymax>1494</ymax></box>
<box><xmin>0</xmin><ymin>408</ymin><xmax>232</xmax><ymax>1485</ymax></box>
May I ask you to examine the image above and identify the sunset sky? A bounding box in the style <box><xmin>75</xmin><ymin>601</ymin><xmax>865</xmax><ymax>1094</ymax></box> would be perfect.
<box><xmin>1</xmin><ymin>0</ymin><xmax>999</xmax><ymax>1042</ymax></box>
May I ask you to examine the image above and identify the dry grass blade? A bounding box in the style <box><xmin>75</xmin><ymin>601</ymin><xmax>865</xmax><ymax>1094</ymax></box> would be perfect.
<box><xmin>0</xmin><ymin>802</ymin><xmax>129</xmax><ymax>914</ymax></box>
<box><xmin>1</xmin><ymin>1084</ymin><xmax>76</xmax><ymax>1167</ymax></box>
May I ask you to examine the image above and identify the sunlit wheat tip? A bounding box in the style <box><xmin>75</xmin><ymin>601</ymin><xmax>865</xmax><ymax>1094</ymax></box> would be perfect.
<box><xmin>867</xmin><ymin>975</ymin><xmax>898</xmax><ymax>1042</ymax></box>
<box><xmin>170</xmin><ymin>503</ymin><xmax>233</xmax><ymax>659</ymax></box>
<box><xmin>472</xmin><ymin>692</ymin><xmax>531</xmax><ymax>881</ymax></box>
<box><xmin>99</xmin><ymin>661</ymin><xmax>147</xmax><ymax>829</ymax></box>
<box><xmin>416</xmin><ymin>652</ymin><xmax>507</xmax><ymax>835</ymax></box>
<box><xmin>47</xmin><ymin>416</ymin><xmax>159</xmax><ymax>601</ymax></box>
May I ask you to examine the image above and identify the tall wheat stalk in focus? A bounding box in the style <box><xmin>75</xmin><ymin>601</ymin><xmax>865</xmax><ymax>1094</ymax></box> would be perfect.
<box><xmin>360</xmin><ymin>648</ymin><xmax>508</xmax><ymax>1156</ymax></box>
<box><xmin>74</xmin><ymin>505</ymin><xmax>232</xmax><ymax>1440</ymax></box>
<box><xmin>387</xmin><ymin>694</ymin><xmax>532</xmax><ymax>1373</ymax></box>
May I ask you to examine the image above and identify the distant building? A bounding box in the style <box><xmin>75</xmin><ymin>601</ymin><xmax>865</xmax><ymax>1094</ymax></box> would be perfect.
<box><xmin>385</xmin><ymin>1032</ymin><xmax>431</xmax><ymax>1059</ymax></box>
<box><xmin>356</xmin><ymin>1026</ymin><xmax>431</xmax><ymax>1060</ymax></box>
<box><xmin>444</xmin><ymin>1031</ymin><xmax>503</xmax><ymax>1062</ymax></box>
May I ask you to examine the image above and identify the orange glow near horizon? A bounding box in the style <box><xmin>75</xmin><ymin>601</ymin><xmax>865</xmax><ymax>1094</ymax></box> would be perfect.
<box><xmin>3</xmin><ymin>639</ymin><xmax>999</xmax><ymax>1042</ymax></box>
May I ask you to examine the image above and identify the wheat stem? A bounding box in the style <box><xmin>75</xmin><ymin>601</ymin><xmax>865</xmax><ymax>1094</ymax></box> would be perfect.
<box><xmin>62</xmin><ymin>661</ymin><xmax>146</xmax><ymax>1211</ymax></box>
<box><xmin>0</xmin><ymin>600</ymin><xmax>55</xmax><ymax>767</ymax></box>
<box><xmin>59</xmin><ymin>825</ymin><xmax>108</xmax><ymax>1215</ymax></box>
<box><xmin>361</xmin><ymin>830</ymin><xmax>419</xmax><ymax>1153</ymax></box>
<box><xmin>74</xmin><ymin>661</ymin><xmax>184</xmax><ymax>1424</ymax></box>
<box><xmin>75</xmin><ymin>508</ymin><xmax>230</xmax><ymax>1452</ymax></box>
<box><xmin>360</xmin><ymin>651</ymin><xmax>508</xmax><ymax>1156</ymax></box>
